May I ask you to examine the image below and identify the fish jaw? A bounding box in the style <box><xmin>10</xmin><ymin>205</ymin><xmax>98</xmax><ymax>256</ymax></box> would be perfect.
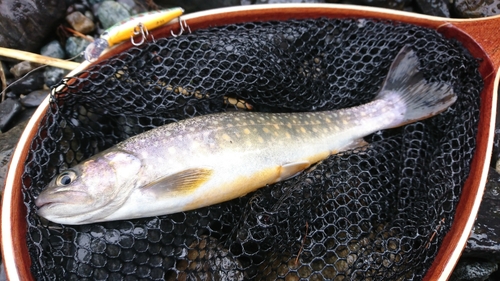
<box><xmin>36</xmin><ymin>150</ymin><xmax>142</xmax><ymax>225</ymax></box>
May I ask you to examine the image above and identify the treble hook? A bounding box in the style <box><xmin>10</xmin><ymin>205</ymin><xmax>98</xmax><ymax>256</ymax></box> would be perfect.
<box><xmin>131</xmin><ymin>23</ymin><xmax>150</xmax><ymax>46</ymax></box>
<box><xmin>170</xmin><ymin>17</ymin><xmax>191</xmax><ymax>37</ymax></box>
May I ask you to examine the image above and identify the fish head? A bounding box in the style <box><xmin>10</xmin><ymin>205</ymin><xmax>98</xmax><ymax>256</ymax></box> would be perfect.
<box><xmin>35</xmin><ymin>150</ymin><xmax>142</xmax><ymax>224</ymax></box>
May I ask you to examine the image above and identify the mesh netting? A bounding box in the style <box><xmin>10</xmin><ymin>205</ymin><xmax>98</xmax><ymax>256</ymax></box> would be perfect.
<box><xmin>22</xmin><ymin>18</ymin><xmax>481</xmax><ymax>280</ymax></box>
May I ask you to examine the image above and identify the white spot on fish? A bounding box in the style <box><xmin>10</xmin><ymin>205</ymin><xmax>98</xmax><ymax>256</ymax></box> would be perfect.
<box><xmin>168</xmin><ymin>147</ymin><xmax>176</xmax><ymax>154</ymax></box>
<box><xmin>263</xmin><ymin>128</ymin><xmax>270</xmax><ymax>133</ymax></box>
<box><xmin>244</xmin><ymin>128</ymin><xmax>251</xmax><ymax>135</ymax></box>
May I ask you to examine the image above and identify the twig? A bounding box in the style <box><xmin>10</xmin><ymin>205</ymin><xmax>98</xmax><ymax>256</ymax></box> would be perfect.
<box><xmin>62</xmin><ymin>26</ymin><xmax>94</xmax><ymax>42</ymax></box>
<box><xmin>0</xmin><ymin>47</ymin><xmax>80</xmax><ymax>70</ymax></box>
<box><xmin>0</xmin><ymin>61</ymin><xmax>6</xmax><ymax>102</ymax></box>
<box><xmin>425</xmin><ymin>218</ymin><xmax>445</xmax><ymax>249</ymax></box>
<box><xmin>294</xmin><ymin>221</ymin><xmax>309</xmax><ymax>266</ymax></box>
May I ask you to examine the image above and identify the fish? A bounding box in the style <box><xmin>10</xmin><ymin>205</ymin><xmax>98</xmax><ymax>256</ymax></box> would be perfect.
<box><xmin>35</xmin><ymin>46</ymin><xmax>456</xmax><ymax>225</ymax></box>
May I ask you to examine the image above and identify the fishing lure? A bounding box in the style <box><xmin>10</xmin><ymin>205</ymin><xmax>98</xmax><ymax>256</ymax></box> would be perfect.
<box><xmin>84</xmin><ymin>7</ymin><xmax>185</xmax><ymax>62</ymax></box>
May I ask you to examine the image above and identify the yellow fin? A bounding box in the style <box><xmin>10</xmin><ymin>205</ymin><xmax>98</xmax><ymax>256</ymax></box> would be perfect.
<box><xmin>143</xmin><ymin>168</ymin><xmax>213</xmax><ymax>197</ymax></box>
<box><xmin>277</xmin><ymin>161</ymin><xmax>311</xmax><ymax>181</ymax></box>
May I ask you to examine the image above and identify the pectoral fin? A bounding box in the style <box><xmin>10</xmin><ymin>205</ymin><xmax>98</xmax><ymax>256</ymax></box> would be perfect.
<box><xmin>277</xmin><ymin>161</ymin><xmax>311</xmax><ymax>181</ymax></box>
<box><xmin>142</xmin><ymin>168</ymin><xmax>213</xmax><ymax>197</ymax></box>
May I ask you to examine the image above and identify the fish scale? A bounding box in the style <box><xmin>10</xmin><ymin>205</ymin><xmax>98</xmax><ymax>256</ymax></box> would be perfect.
<box><xmin>35</xmin><ymin>46</ymin><xmax>457</xmax><ymax>224</ymax></box>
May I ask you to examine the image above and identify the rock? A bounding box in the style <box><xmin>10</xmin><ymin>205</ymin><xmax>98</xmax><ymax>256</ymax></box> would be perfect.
<box><xmin>450</xmin><ymin>258</ymin><xmax>498</xmax><ymax>281</ymax></box>
<box><xmin>154</xmin><ymin>0</ymin><xmax>241</xmax><ymax>13</ymax></box>
<box><xmin>96</xmin><ymin>1</ymin><xmax>131</xmax><ymax>30</ymax></box>
<box><xmin>415</xmin><ymin>0</ymin><xmax>450</xmax><ymax>17</ymax></box>
<box><xmin>7</xmin><ymin>70</ymin><xmax>45</xmax><ymax>95</ymax></box>
<box><xmin>44</xmin><ymin>66</ymin><xmax>68</xmax><ymax>87</ymax></box>
<box><xmin>0</xmin><ymin>0</ymin><xmax>67</xmax><ymax>52</ymax></box>
<box><xmin>20</xmin><ymin>90</ymin><xmax>49</xmax><ymax>108</ymax></box>
<box><xmin>0</xmin><ymin>120</ymin><xmax>29</xmax><ymax>193</ymax></box>
<box><xmin>343</xmin><ymin>0</ymin><xmax>407</xmax><ymax>10</ymax></box>
<box><xmin>66</xmin><ymin>11</ymin><xmax>95</xmax><ymax>34</ymax></box>
<box><xmin>453</xmin><ymin>0</ymin><xmax>500</xmax><ymax>17</ymax></box>
<box><xmin>9</xmin><ymin>61</ymin><xmax>40</xmax><ymax>79</ymax></box>
<box><xmin>66</xmin><ymin>3</ymin><xmax>88</xmax><ymax>14</ymax></box>
<box><xmin>65</xmin><ymin>36</ymin><xmax>91</xmax><ymax>62</ymax></box>
<box><xmin>40</xmin><ymin>40</ymin><xmax>66</xmax><ymax>59</ymax></box>
<box><xmin>117</xmin><ymin>0</ymin><xmax>149</xmax><ymax>14</ymax></box>
<box><xmin>4</xmin><ymin>92</ymin><xmax>17</xmax><ymax>99</ymax></box>
<box><xmin>463</xmin><ymin>168</ymin><xmax>500</xmax><ymax>262</ymax></box>
<box><xmin>267</xmin><ymin>0</ymin><xmax>325</xmax><ymax>2</ymax></box>
<box><xmin>0</xmin><ymin>99</ymin><xmax>22</xmax><ymax>132</ymax></box>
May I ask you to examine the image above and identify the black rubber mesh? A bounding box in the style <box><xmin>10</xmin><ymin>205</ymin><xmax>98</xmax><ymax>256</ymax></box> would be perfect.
<box><xmin>22</xmin><ymin>18</ymin><xmax>482</xmax><ymax>280</ymax></box>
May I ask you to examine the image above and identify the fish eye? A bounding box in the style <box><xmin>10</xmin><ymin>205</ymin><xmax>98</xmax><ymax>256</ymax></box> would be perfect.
<box><xmin>56</xmin><ymin>171</ymin><xmax>77</xmax><ymax>186</ymax></box>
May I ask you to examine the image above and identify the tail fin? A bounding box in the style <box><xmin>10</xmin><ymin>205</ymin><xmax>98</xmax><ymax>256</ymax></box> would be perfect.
<box><xmin>376</xmin><ymin>46</ymin><xmax>456</xmax><ymax>127</ymax></box>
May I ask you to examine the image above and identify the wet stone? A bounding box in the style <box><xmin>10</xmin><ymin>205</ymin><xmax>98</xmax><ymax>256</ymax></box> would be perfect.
<box><xmin>65</xmin><ymin>37</ymin><xmax>91</xmax><ymax>62</ymax></box>
<box><xmin>96</xmin><ymin>1</ymin><xmax>131</xmax><ymax>30</ymax></box>
<box><xmin>6</xmin><ymin>70</ymin><xmax>45</xmax><ymax>95</ymax></box>
<box><xmin>9</xmin><ymin>61</ymin><xmax>40</xmax><ymax>78</ymax></box>
<box><xmin>0</xmin><ymin>0</ymin><xmax>66</xmax><ymax>52</ymax></box>
<box><xmin>0</xmin><ymin>99</ymin><xmax>22</xmax><ymax>132</ymax></box>
<box><xmin>414</xmin><ymin>0</ymin><xmax>450</xmax><ymax>17</ymax></box>
<box><xmin>66</xmin><ymin>11</ymin><xmax>95</xmax><ymax>34</ymax></box>
<box><xmin>454</xmin><ymin>0</ymin><xmax>500</xmax><ymax>17</ymax></box>
<box><xmin>464</xmin><ymin>168</ymin><xmax>500</xmax><ymax>262</ymax></box>
<box><xmin>0</xmin><ymin>120</ymin><xmax>28</xmax><ymax>192</ymax></box>
<box><xmin>117</xmin><ymin>0</ymin><xmax>148</xmax><ymax>14</ymax></box>
<box><xmin>44</xmin><ymin>66</ymin><xmax>69</xmax><ymax>87</ymax></box>
<box><xmin>154</xmin><ymin>0</ymin><xmax>241</xmax><ymax>13</ymax></box>
<box><xmin>20</xmin><ymin>90</ymin><xmax>49</xmax><ymax>108</ymax></box>
<box><xmin>40</xmin><ymin>40</ymin><xmax>66</xmax><ymax>59</ymax></box>
<box><xmin>450</xmin><ymin>258</ymin><xmax>498</xmax><ymax>281</ymax></box>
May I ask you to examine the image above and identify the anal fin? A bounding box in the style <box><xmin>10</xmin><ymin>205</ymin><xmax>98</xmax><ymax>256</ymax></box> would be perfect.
<box><xmin>277</xmin><ymin>161</ymin><xmax>311</xmax><ymax>181</ymax></box>
<box><xmin>142</xmin><ymin>168</ymin><xmax>213</xmax><ymax>197</ymax></box>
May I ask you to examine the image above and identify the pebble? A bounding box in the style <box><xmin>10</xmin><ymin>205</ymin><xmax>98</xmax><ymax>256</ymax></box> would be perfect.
<box><xmin>9</xmin><ymin>61</ymin><xmax>40</xmax><ymax>79</ymax></box>
<box><xmin>6</xmin><ymin>70</ymin><xmax>45</xmax><ymax>95</ymax></box>
<box><xmin>40</xmin><ymin>40</ymin><xmax>66</xmax><ymax>59</ymax></box>
<box><xmin>0</xmin><ymin>99</ymin><xmax>23</xmax><ymax>132</ymax></box>
<box><xmin>65</xmin><ymin>36</ymin><xmax>92</xmax><ymax>62</ymax></box>
<box><xmin>117</xmin><ymin>0</ymin><xmax>148</xmax><ymax>14</ymax></box>
<box><xmin>154</xmin><ymin>0</ymin><xmax>241</xmax><ymax>13</ymax></box>
<box><xmin>20</xmin><ymin>90</ymin><xmax>50</xmax><ymax>108</ymax></box>
<box><xmin>96</xmin><ymin>1</ymin><xmax>131</xmax><ymax>30</ymax></box>
<box><xmin>66</xmin><ymin>11</ymin><xmax>96</xmax><ymax>34</ymax></box>
<box><xmin>44</xmin><ymin>67</ymin><xmax>69</xmax><ymax>87</ymax></box>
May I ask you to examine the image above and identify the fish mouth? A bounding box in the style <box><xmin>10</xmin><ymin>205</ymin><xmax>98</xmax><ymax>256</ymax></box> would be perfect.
<box><xmin>35</xmin><ymin>191</ymin><xmax>88</xmax><ymax>209</ymax></box>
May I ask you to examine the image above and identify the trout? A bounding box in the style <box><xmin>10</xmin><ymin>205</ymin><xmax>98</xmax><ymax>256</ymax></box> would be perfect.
<box><xmin>36</xmin><ymin>46</ymin><xmax>456</xmax><ymax>225</ymax></box>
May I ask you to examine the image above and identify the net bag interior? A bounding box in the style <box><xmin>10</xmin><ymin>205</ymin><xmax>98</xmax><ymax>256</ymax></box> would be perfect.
<box><xmin>23</xmin><ymin>18</ymin><xmax>482</xmax><ymax>280</ymax></box>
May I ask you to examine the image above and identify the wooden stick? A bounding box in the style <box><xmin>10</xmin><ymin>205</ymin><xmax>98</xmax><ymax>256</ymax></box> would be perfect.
<box><xmin>0</xmin><ymin>47</ymin><xmax>80</xmax><ymax>70</ymax></box>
